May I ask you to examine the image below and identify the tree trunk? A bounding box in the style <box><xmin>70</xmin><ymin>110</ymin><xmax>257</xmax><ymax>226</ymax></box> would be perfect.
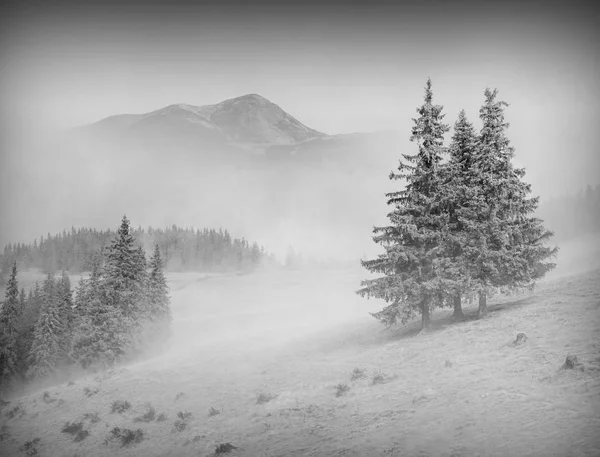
<box><xmin>477</xmin><ymin>291</ymin><xmax>487</xmax><ymax>319</ymax></box>
<box><xmin>421</xmin><ymin>299</ymin><xmax>431</xmax><ymax>332</ymax></box>
<box><xmin>452</xmin><ymin>294</ymin><xmax>464</xmax><ymax>320</ymax></box>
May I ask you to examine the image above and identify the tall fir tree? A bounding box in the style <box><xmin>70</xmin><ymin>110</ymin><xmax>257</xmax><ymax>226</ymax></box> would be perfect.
<box><xmin>71</xmin><ymin>218</ymin><xmax>149</xmax><ymax>368</ymax></box>
<box><xmin>57</xmin><ymin>271</ymin><xmax>74</xmax><ymax>359</ymax></box>
<box><xmin>141</xmin><ymin>245</ymin><xmax>172</xmax><ymax>349</ymax></box>
<box><xmin>16</xmin><ymin>288</ymin><xmax>41</xmax><ymax>377</ymax></box>
<box><xmin>27</xmin><ymin>274</ymin><xmax>64</xmax><ymax>380</ymax></box>
<box><xmin>147</xmin><ymin>245</ymin><xmax>171</xmax><ymax>324</ymax></box>
<box><xmin>104</xmin><ymin>216</ymin><xmax>147</xmax><ymax>316</ymax></box>
<box><xmin>103</xmin><ymin>216</ymin><xmax>147</xmax><ymax>351</ymax></box>
<box><xmin>0</xmin><ymin>262</ymin><xmax>22</xmax><ymax>391</ymax></box>
<box><xmin>437</xmin><ymin>110</ymin><xmax>481</xmax><ymax>320</ymax></box>
<box><xmin>460</xmin><ymin>88</ymin><xmax>557</xmax><ymax>317</ymax></box>
<box><xmin>357</xmin><ymin>79</ymin><xmax>450</xmax><ymax>331</ymax></box>
<box><xmin>105</xmin><ymin>217</ymin><xmax>143</xmax><ymax>304</ymax></box>
<box><xmin>14</xmin><ymin>288</ymin><xmax>28</xmax><ymax>377</ymax></box>
<box><xmin>73</xmin><ymin>250</ymin><xmax>103</xmax><ymax>320</ymax></box>
<box><xmin>19</xmin><ymin>288</ymin><xmax>26</xmax><ymax>310</ymax></box>
<box><xmin>70</xmin><ymin>291</ymin><xmax>129</xmax><ymax>369</ymax></box>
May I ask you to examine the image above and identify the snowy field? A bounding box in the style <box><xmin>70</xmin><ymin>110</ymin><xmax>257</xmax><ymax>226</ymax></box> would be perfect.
<box><xmin>0</xmin><ymin>236</ymin><xmax>599</xmax><ymax>456</ymax></box>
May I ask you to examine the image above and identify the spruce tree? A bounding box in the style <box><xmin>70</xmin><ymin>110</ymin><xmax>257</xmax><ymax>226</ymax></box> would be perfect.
<box><xmin>73</xmin><ymin>250</ymin><xmax>103</xmax><ymax>320</ymax></box>
<box><xmin>16</xmin><ymin>288</ymin><xmax>40</xmax><ymax>377</ymax></box>
<box><xmin>0</xmin><ymin>262</ymin><xmax>21</xmax><ymax>391</ymax></box>
<box><xmin>133</xmin><ymin>245</ymin><xmax>149</xmax><ymax>316</ymax></box>
<box><xmin>357</xmin><ymin>79</ymin><xmax>450</xmax><ymax>331</ymax></box>
<box><xmin>142</xmin><ymin>245</ymin><xmax>172</xmax><ymax>349</ymax></box>
<box><xmin>57</xmin><ymin>271</ymin><xmax>74</xmax><ymax>358</ymax></box>
<box><xmin>71</xmin><ymin>245</ymin><xmax>124</xmax><ymax>368</ymax></box>
<box><xmin>15</xmin><ymin>288</ymin><xmax>28</xmax><ymax>376</ymax></box>
<box><xmin>147</xmin><ymin>245</ymin><xmax>171</xmax><ymax>324</ymax></box>
<box><xmin>460</xmin><ymin>88</ymin><xmax>557</xmax><ymax>317</ymax></box>
<box><xmin>19</xmin><ymin>288</ymin><xmax>26</xmax><ymax>310</ymax></box>
<box><xmin>27</xmin><ymin>274</ymin><xmax>64</xmax><ymax>380</ymax></box>
<box><xmin>437</xmin><ymin>110</ymin><xmax>481</xmax><ymax>320</ymax></box>
<box><xmin>70</xmin><ymin>291</ymin><xmax>128</xmax><ymax>369</ymax></box>
<box><xmin>104</xmin><ymin>217</ymin><xmax>147</xmax><ymax>312</ymax></box>
<box><xmin>105</xmin><ymin>216</ymin><xmax>144</xmax><ymax>306</ymax></box>
<box><xmin>103</xmin><ymin>216</ymin><xmax>147</xmax><ymax>348</ymax></box>
<box><xmin>72</xmin><ymin>218</ymin><xmax>149</xmax><ymax>368</ymax></box>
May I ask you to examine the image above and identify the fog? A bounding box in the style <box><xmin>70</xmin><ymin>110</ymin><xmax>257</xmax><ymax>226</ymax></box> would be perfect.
<box><xmin>0</xmin><ymin>123</ymin><xmax>400</xmax><ymax>262</ymax></box>
<box><xmin>1</xmin><ymin>0</ymin><xmax>599</xmax><ymax>261</ymax></box>
<box><xmin>1</xmin><ymin>101</ymin><xmax>598</xmax><ymax>264</ymax></box>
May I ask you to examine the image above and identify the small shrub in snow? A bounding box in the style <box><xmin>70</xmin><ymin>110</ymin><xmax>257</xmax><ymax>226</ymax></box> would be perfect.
<box><xmin>256</xmin><ymin>391</ymin><xmax>277</xmax><ymax>405</ymax></box>
<box><xmin>335</xmin><ymin>384</ymin><xmax>350</xmax><ymax>397</ymax></box>
<box><xmin>105</xmin><ymin>427</ymin><xmax>144</xmax><ymax>447</ymax></box>
<box><xmin>350</xmin><ymin>368</ymin><xmax>366</xmax><ymax>381</ymax></box>
<box><xmin>110</xmin><ymin>400</ymin><xmax>131</xmax><ymax>414</ymax></box>
<box><xmin>133</xmin><ymin>404</ymin><xmax>156</xmax><ymax>423</ymax></box>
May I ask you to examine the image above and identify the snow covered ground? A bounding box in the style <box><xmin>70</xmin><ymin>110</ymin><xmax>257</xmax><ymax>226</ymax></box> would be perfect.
<box><xmin>1</xmin><ymin>236</ymin><xmax>599</xmax><ymax>456</ymax></box>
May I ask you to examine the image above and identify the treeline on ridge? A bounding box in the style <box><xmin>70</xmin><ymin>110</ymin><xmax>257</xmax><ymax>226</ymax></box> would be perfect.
<box><xmin>0</xmin><ymin>225</ymin><xmax>274</xmax><ymax>279</ymax></box>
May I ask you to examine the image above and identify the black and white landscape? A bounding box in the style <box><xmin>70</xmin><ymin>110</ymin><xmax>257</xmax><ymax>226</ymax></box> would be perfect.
<box><xmin>0</xmin><ymin>1</ymin><xmax>599</xmax><ymax>456</ymax></box>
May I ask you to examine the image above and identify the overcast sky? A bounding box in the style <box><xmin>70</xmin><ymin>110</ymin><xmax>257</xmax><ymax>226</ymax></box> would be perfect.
<box><xmin>0</xmin><ymin>0</ymin><xmax>598</xmax><ymax>247</ymax></box>
<box><xmin>1</xmin><ymin>1</ymin><xmax>597</xmax><ymax>127</ymax></box>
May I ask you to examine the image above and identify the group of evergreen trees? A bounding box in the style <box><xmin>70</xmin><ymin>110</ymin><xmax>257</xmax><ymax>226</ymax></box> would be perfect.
<box><xmin>138</xmin><ymin>226</ymin><xmax>269</xmax><ymax>273</ymax></box>
<box><xmin>0</xmin><ymin>216</ymin><xmax>172</xmax><ymax>393</ymax></box>
<box><xmin>0</xmin><ymin>225</ymin><xmax>271</xmax><ymax>279</ymax></box>
<box><xmin>358</xmin><ymin>80</ymin><xmax>557</xmax><ymax>331</ymax></box>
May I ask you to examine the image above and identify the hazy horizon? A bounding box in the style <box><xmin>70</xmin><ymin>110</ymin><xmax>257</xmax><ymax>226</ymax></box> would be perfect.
<box><xmin>1</xmin><ymin>0</ymin><xmax>599</xmax><ymax>256</ymax></box>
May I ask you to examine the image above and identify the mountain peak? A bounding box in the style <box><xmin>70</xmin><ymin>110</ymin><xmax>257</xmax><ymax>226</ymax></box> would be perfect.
<box><xmin>237</xmin><ymin>93</ymin><xmax>268</xmax><ymax>100</ymax></box>
<box><xmin>83</xmin><ymin>93</ymin><xmax>327</xmax><ymax>148</ymax></box>
<box><xmin>216</xmin><ymin>93</ymin><xmax>273</xmax><ymax>109</ymax></box>
<box><xmin>210</xmin><ymin>94</ymin><xmax>324</xmax><ymax>145</ymax></box>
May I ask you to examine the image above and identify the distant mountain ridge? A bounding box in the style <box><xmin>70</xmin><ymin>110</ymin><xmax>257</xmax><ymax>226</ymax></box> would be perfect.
<box><xmin>70</xmin><ymin>92</ymin><xmax>403</xmax><ymax>173</ymax></box>
<box><xmin>79</xmin><ymin>93</ymin><xmax>327</xmax><ymax>148</ymax></box>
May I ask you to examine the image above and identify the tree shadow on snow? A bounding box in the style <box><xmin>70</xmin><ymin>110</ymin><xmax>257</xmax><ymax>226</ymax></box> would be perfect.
<box><xmin>339</xmin><ymin>293</ymin><xmax>542</xmax><ymax>350</ymax></box>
